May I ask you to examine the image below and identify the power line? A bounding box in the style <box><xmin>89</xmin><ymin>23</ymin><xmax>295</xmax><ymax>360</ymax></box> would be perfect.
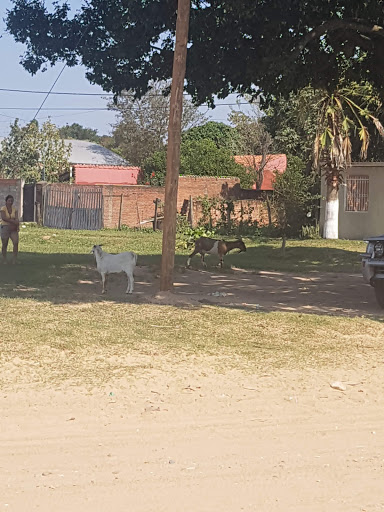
<box><xmin>0</xmin><ymin>107</ymin><xmax>111</xmax><ymax>111</ymax></box>
<box><xmin>0</xmin><ymin>87</ymin><xmax>113</xmax><ymax>96</ymax></box>
<box><xmin>0</xmin><ymin>87</ymin><xmax>254</xmax><ymax>106</ymax></box>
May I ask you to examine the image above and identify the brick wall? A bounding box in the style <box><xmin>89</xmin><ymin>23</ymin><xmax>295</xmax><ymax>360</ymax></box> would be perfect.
<box><xmin>0</xmin><ymin>179</ymin><xmax>23</xmax><ymax>218</ymax></box>
<box><xmin>102</xmin><ymin>177</ymin><xmax>243</xmax><ymax>228</ymax></box>
<box><xmin>178</xmin><ymin>176</ymin><xmax>241</xmax><ymax>206</ymax></box>
<box><xmin>103</xmin><ymin>185</ymin><xmax>165</xmax><ymax>228</ymax></box>
<box><xmin>191</xmin><ymin>198</ymin><xmax>271</xmax><ymax>228</ymax></box>
<box><xmin>32</xmin><ymin>177</ymin><xmax>269</xmax><ymax>230</ymax></box>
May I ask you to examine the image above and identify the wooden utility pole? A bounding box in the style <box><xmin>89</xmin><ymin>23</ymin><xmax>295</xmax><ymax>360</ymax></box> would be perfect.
<box><xmin>160</xmin><ymin>0</ymin><xmax>191</xmax><ymax>291</ymax></box>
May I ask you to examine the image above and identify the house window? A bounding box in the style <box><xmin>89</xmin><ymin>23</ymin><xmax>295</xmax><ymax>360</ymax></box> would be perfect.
<box><xmin>346</xmin><ymin>175</ymin><xmax>369</xmax><ymax>212</ymax></box>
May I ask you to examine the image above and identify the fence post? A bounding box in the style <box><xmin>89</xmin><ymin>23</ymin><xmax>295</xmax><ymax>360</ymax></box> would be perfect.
<box><xmin>41</xmin><ymin>186</ymin><xmax>47</xmax><ymax>226</ymax></box>
<box><xmin>118</xmin><ymin>194</ymin><xmax>123</xmax><ymax>230</ymax></box>
<box><xmin>188</xmin><ymin>195</ymin><xmax>194</xmax><ymax>227</ymax></box>
<box><xmin>153</xmin><ymin>198</ymin><xmax>159</xmax><ymax>231</ymax></box>
<box><xmin>226</xmin><ymin>205</ymin><xmax>231</xmax><ymax>231</ymax></box>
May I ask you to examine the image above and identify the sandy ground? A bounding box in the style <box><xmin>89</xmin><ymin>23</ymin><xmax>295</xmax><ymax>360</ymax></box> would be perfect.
<box><xmin>1</xmin><ymin>266</ymin><xmax>384</xmax><ymax>511</ymax></box>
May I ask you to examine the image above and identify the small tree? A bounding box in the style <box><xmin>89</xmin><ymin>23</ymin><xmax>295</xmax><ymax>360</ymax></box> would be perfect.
<box><xmin>229</xmin><ymin>108</ymin><xmax>273</xmax><ymax>189</ymax></box>
<box><xmin>142</xmin><ymin>139</ymin><xmax>253</xmax><ymax>188</ymax></box>
<box><xmin>272</xmin><ymin>156</ymin><xmax>320</xmax><ymax>244</ymax></box>
<box><xmin>0</xmin><ymin>119</ymin><xmax>71</xmax><ymax>183</ymax></box>
<box><xmin>39</xmin><ymin>120</ymin><xmax>72</xmax><ymax>182</ymax></box>
<box><xmin>182</xmin><ymin>121</ymin><xmax>241</xmax><ymax>153</ymax></box>
<box><xmin>263</xmin><ymin>87</ymin><xmax>320</xmax><ymax>162</ymax></box>
<box><xmin>0</xmin><ymin>120</ymin><xmax>40</xmax><ymax>182</ymax></box>
<box><xmin>108</xmin><ymin>81</ymin><xmax>205</xmax><ymax>166</ymax></box>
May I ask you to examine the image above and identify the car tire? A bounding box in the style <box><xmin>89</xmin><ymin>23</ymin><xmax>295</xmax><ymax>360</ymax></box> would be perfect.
<box><xmin>374</xmin><ymin>282</ymin><xmax>384</xmax><ymax>309</ymax></box>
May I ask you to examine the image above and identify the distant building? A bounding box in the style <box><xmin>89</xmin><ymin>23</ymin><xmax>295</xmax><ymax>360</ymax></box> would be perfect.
<box><xmin>63</xmin><ymin>139</ymin><xmax>140</xmax><ymax>185</ymax></box>
<box><xmin>234</xmin><ymin>154</ymin><xmax>287</xmax><ymax>190</ymax></box>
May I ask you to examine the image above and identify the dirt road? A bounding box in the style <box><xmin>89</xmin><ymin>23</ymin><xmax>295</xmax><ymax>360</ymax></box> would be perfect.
<box><xmin>1</xmin><ymin>268</ymin><xmax>383</xmax><ymax>511</ymax></box>
<box><xmin>1</xmin><ymin>362</ymin><xmax>383</xmax><ymax>512</ymax></box>
<box><xmin>134</xmin><ymin>266</ymin><xmax>380</xmax><ymax>317</ymax></box>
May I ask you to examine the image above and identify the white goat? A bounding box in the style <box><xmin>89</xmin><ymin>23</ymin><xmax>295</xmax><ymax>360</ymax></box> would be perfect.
<box><xmin>91</xmin><ymin>245</ymin><xmax>138</xmax><ymax>294</ymax></box>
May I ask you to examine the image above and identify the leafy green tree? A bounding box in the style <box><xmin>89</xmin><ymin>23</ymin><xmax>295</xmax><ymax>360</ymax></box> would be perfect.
<box><xmin>59</xmin><ymin>123</ymin><xmax>100</xmax><ymax>142</ymax></box>
<box><xmin>229</xmin><ymin>109</ymin><xmax>273</xmax><ymax>189</ymax></box>
<box><xmin>180</xmin><ymin>139</ymin><xmax>253</xmax><ymax>187</ymax></box>
<box><xmin>262</xmin><ymin>88</ymin><xmax>321</xmax><ymax>162</ymax></box>
<box><xmin>6</xmin><ymin>0</ymin><xmax>384</xmax><ymax>105</ymax></box>
<box><xmin>0</xmin><ymin>119</ymin><xmax>71</xmax><ymax>183</ymax></box>
<box><xmin>107</xmin><ymin>81</ymin><xmax>205</xmax><ymax>166</ymax></box>
<box><xmin>142</xmin><ymin>151</ymin><xmax>167</xmax><ymax>187</ymax></box>
<box><xmin>39</xmin><ymin>121</ymin><xmax>72</xmax><ymax>182</ymax></box>
<box><xmin>272</xmin><ymin>156</ymin><xmax>320</xmax><ymax>239</ymax></box>
<box><xmin>142</xmin><ymin>139</ymin><xmax>253</xmax><ymax>188</ymax></box>
<box><xmin>182</xmin><ymin>121</ymin><xmax>241</xmax><ymax>153</ymax></box>
<box><xmin>0</xmin><ymin>120</ymin><xmax>40</xmax><ymax>182</ymax></box>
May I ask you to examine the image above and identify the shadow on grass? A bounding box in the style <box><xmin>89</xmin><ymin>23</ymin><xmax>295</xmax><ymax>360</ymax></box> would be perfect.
<box><xmin>227</xmin><ymin>244</ymin><xmax>362</xmax><ymax>274</ymax></box>
<box><xmin>0</xmin><ymin>248</ymin><xmax>382</xmax><ymax>322</ymax></box>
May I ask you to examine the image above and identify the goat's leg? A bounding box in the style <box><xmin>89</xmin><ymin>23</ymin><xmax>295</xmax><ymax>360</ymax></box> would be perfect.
<box><xmin>186</xmin><ymin>249</ymin><xmax>199</xmax><ymax>268</ymax></box>
<box><xmin>101</xmin><ymin>273</ymin><xmax>107</xmax><ymax>294</ymax></box>
<box><xmin>125</xmin><ymin>271</ymin><xmax>134</xmax><ymax>294</ymax></box>
<box><xmin>201</xmin><ymin>253</ymin><xmax>207</xmax><ymax>268</ymax></box>
<box><xmin>219</xmin><ymin>256</ymin><xmax>224</xmax><ymax>268</ymax></box>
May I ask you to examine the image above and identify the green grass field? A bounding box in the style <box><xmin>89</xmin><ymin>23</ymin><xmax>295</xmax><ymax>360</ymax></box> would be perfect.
<box><xmin>0</xmin><ymin>226</ymin><xmax>377</xmax><ymax>389</ymax></box>
<box><xmin>10</xmin><ymin>224</ymin><xmax>366</xmax><ymax>274</ymax></box>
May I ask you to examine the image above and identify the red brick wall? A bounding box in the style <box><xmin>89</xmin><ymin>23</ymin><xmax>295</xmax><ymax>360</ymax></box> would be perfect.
<box><xmin>102</xmin><ymin>177</ymin><xmax>243</xmax><ymax>228</ymax></box>
<box><xmin>177</xmin><ymin>176</ymin><xmax>240</xmax><ymax>207</ymax></box>
<box><xmin>33</xmin><ymin>177</ymin><xmax>267</xmax><ymax>229</ymax></box>
<box><xmin>191</xmin><ymin>199</ymin><xmax>271</xmax><ymax>228</ymax></box>
<box><xmin>103</xmin><ymin>185</ymin><xmax>165</xmax><ymax>228</ymax></box>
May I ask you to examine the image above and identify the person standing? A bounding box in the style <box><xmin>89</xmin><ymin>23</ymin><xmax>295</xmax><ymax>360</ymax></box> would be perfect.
<box><xmin>1</xmin><ymin>195</ymin><xmax>19</xmax><ymax>264</ymax></box>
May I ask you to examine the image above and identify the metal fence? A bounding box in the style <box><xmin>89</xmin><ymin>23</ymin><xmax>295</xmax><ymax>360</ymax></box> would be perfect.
<box><xmin>43</xmin><ymin>185</ymin><xmax>103</xmax><ymax>230</ymax></box>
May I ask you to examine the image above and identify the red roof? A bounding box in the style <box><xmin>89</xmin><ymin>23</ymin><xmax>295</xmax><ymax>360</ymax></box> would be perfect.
<box><xmin>234</xmin><ymin>154</ymin><xmax>287</xmax><ymax>190</ymax></box>
<box><xmin>74</xmin><ymin>165</ymin><xmax>140</xmax><ymax>185</ymax></box>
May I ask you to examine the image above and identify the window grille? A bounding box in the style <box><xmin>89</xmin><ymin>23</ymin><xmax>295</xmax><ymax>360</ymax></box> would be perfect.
<box><xmin>346</xmin><ymin>175</ymin><xmax>369</xmax><ymax>212</ymax></box>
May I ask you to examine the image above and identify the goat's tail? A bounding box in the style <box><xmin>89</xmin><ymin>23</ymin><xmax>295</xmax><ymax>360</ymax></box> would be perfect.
<box><xmin>133</xmin><ymin>252</ymin><xmax>138</xmax><ymax>266</ymax></box>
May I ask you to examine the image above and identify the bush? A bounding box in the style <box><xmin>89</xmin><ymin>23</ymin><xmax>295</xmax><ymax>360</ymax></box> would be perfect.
<box><xmin>141</xmin><ymin>151</ymin><xmax>167</xmax><ymax>186</ymax></box>
<box><xmin>176</xmin><ymin>225</ymin><xmax>217</xmax><ymax>250</ymax></box>
<box><xmin>272</xmin><ymin>156</ymin><xmax>320</xmax><ymax>238</ymax></box>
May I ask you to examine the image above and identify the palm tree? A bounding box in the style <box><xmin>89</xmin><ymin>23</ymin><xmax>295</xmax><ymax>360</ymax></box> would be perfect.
<box><xmin>313</xmin><ymin>81</ymin><xmax>384</xmax><ymax>239</ymax></box>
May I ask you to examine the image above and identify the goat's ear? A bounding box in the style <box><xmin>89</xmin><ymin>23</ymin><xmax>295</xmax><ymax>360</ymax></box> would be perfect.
<box><xmin>98</xmin><ymin>244</ymin><xmax>103</xmax><ymax>247</ymax></box>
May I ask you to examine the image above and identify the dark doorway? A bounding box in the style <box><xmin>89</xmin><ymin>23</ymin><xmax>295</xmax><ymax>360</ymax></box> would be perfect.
<box><xmin>23</xmin><ymin>184</ymin><xmax>35</xmax><ymax>222</ymax></box>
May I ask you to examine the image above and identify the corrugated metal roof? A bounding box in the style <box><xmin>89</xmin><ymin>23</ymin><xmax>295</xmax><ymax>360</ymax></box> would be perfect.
<box><xmin>64</xmin><ymin>139</ymin><xmax>129</xmax><ymax>166</ymax></box>
<box><xmin>0</xmin><ymin>136</ymin><xmax>130</xmax><ymax>167</ymax></box>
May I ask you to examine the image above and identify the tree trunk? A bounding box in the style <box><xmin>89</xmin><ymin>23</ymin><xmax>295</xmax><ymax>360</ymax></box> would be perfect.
<box><xmin>159</xmin><ymin>0</ymin><xmax>190</xmax><ymax>291</ymax></box>
<box><xmin>323</xmin><ymin>175</ymin><xmax>339</xmax><ymax>239</ymax></box>
<box><xmin>254</xmin><ymin>152</ymin><xmax>267</xmax><ymax>190</ymax></box>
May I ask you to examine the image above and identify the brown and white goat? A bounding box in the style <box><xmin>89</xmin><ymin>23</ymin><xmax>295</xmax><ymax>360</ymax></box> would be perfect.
<box><xmin>186</xmin><ymin>237</ymin><xmax>246</xmax><ymax>268</ymax></box>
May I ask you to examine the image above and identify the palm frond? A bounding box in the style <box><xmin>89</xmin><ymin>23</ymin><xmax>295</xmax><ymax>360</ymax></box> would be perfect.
<box><xmin>342</xmin><ymin>136</ymin><xmax>352</xmax><ymax>167</ymax></box>
<box><xmin>359</xmin><ymin>126</ymin><xmax>370</xmax><ymax>159</ymax></box>
<box><xmin>313</xmin><ymin>134</ymin><xmax>321</xmax><ymax>169</ymax></box>
<box><xmin>371</xmin><ymin>116</ymin><xmax>384</xmax><ymax>138</ymax></box>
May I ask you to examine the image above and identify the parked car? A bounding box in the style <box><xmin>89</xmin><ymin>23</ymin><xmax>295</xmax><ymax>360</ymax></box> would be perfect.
<box><xmin>361</xmin><ymin>235</ymin><xmax>384</xmax><ymax>308</ymax></box>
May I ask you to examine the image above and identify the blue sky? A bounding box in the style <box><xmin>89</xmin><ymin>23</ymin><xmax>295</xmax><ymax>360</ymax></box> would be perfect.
<box><xmin>0</xmin><ymin>0</ymin><xmax>250</xmax><ymax>139</ymax></box>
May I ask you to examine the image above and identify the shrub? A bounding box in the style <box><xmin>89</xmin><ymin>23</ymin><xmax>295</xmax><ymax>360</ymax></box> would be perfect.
<box><xmin>272</xmin><ymin>155</ymin><xmax>320</xmax><ymax>238</ymax></box>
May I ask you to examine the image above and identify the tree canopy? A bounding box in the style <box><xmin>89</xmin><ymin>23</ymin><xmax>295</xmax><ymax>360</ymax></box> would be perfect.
<box><xmin>58</xmin><ymin>123</ymin><xmax>100</xmax><ymax>142</ymax></box>
<box><xmin>6</xmin><ymin>1</ymin><xmax>384</xmax><ymax>106</ymax></box>
<box><xmin>181</xmin><ymin>121</ymin><xmax>241</xmax><ymax>152</ymax></box>
<box><xmin>0</xmin><ymin>119</ymin><xmax>71</xmax><ymax>183</ymax></box>
<box><xmin>142</xmin><ymin>138</ymin><xmax>253</xmax><ymax>188</ymax></box>
<box><xmin>105</xmin><ymin>81</ymin><xmax>204</xmax><ymax>166</ymax></box>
